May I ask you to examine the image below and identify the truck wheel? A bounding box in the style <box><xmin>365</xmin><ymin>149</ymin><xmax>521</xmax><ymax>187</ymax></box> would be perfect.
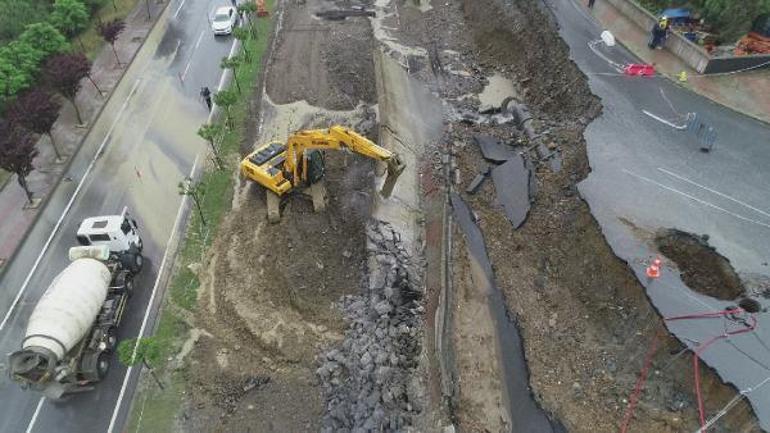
<box><xmin>115</xmin><ymin>271</ymin><xmax>133</xmax><ymax>297</ymax></box>
<box><xmin>125</xmin><ymin>277</ymin><xmax>134</xmax><ymax>298</ymax></box>
<box><xmin>97</xmin><ymin>353</ymin><xmax>110</xmax><ymax>380</ymax></box>
<box><xmin>133</xmin><ymin>253</ymin><xmax>143</xmax><ymax>273</ymax></box>
<box><xmin>105</xmin><ymin>327</ymin><xmax>118</xmax><ymax>352</ymax></box>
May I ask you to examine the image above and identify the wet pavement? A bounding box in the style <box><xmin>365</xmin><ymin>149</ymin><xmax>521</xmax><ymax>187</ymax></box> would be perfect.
<box><xmin>547</xmin><ymin>0</ymin><xmax>770</xmax><ymax>429</ymax></box>
<box><xmin>0</xmin><ymin>0</ymin><xmax>239</xmax><ymax>432</ymax></box>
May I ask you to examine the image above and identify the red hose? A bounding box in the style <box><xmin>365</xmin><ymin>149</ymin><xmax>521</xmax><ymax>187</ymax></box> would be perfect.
<box><xmin>619</xmin><ymin>308</ymin><xmax>756</xmax><ymax>433</ymax></box>
<box><xmin>619</xmin><ymin>330</ymin><xmax>662</xmax><ymax>433</ymax></box>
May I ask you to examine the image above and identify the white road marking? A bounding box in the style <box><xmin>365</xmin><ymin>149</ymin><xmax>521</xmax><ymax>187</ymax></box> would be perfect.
<box><xmin>106</xmin><ymin>154</ymin><xmax>199</xmax><ymax>433</ymax></box>
<box><xmin>658</xmin><ymin>167</ymin><xmax>770</xmax><ymax>220</ymax></box>
<box><xmin>24</xmin><ymin>397</ymin><xmax>45</xmax><ymax>433</ymax></box>
<box><xmin>0</xmin><ymin>79</ymin><xmax>142</xmax><ymax>332</ymax></box>
<box><xmin>172</xmin><ymin>0</ymin><xmax>188</xmax><ymax>18</ymax></box>
<box><xmin>622</xmin><ymin>169</ymin><xmax>770</xmax><ymax>229</ymax></box>
<box><xmin>642</xmin><ymin>110</ymin><xmax>687</xmax><ymax>130</ymax></box>
<box><xmin>108</xmin><ymin>31</ymin><xmax>239</xmax><ymax>433</ymax></box>
<box><xmin>180</xmin><ymin>31</ymin><xmax>205</xmax><ymax>82</ymax></box>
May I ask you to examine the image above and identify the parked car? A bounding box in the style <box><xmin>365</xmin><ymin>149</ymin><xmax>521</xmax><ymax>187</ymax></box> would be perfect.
<box><xmin>211</xmin><ymin>6</ymin><xmax>238</xmax><ymax>36</ymax></box>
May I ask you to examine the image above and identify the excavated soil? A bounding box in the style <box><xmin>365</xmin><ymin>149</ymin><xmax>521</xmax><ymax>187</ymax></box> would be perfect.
<box><xmin>656</xmin><ymin>229</ymin><xmax>746</xmax><ymax>300</ymax></box>
<box><xmin>179</xmin><ymin>1</ymin><xmax>381</xmax><ymax>431</ymax></box>
<box><xmin>265</xmin><ymin>0</ymin><xmax>376</xmax><ymax>110</ymax></box>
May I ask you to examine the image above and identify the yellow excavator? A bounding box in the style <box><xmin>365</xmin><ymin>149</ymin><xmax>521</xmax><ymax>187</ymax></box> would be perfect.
<box><xmin>240</xmin><ymin>125</ymin><xmax>405</xmax><ymax>222</ymax></box>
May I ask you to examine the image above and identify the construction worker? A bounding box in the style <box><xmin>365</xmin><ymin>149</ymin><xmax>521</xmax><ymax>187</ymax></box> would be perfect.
<box><xmin>648</xmin><ymin>16</ymin><xmax>670</xmax><ymax>49</ymax></box>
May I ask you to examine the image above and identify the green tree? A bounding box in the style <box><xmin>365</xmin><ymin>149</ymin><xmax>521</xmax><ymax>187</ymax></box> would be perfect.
<box><xmin>0</xmin><ymin>0</ymin><xmax>53</xmax><ymax>44</ymax></box>
<box><xmin>0</xmin><ymin>41</ymin><xmax>42</xmax><ymax>99</ymax></box>
<box><xmin>18</xmin><ymin>22</ymin><xmax>69</xmax><ymax>58</ymax></box>
<box><xmin>213</xmin><ymin>89</ymin><xmax>237</xmax><ymax>128</ymax></box>
<box><xmin>238</xmin><ymin>2</ymin><xmax>258</xmax><ymax>36</ymax></box>
<box><xmin>232</xmin><ymin>27</ymin><xmax>251</xmax><ymax>60</ymax></box>
<box><xmin>50</xmin><ymin>0</ymin><xmax>90</xmax><ymax>50</ymax></box>
<box><xmin>178</xmin><ymin>177</ymin><xmax>207</xmax><ymax>226</ymax></box>
<box><xmin>117</xmin><ymin>337</ymin><xmax>164</xmax><ymax>389</ymax></box>
<box><xmin>197</xmin><ymin>123</ymin><xmax>224</xmax><ymax>169</ymax></box>
<box><xmin>220</xmin><ymin>55</ymin><xmax>244</xmax><ymax>93</ymax></box>
<box><xmin>693</xmin><ymin>0</ymin><xmax>769</xmax><ymax>42</ymax></box>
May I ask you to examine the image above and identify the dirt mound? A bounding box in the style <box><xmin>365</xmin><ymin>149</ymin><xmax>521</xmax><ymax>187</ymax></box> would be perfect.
<box><xmin>656</xmin><ymin>229</ymin><xmax>745</xmax><ymax>300</ymax></box>
<box><xmin>266</xmin><ymin>0</ymin><xmax>375</xmax><ymax>110</ymax></box>
<box><xmin>462</xmin><ymin>0</ymin><xmax>600</xmax><ymax>121</ymax></box>
<box><xmin>184</xmin><ymin>146</ymin><xmax>376</xmax><ymax>432</ymax></box>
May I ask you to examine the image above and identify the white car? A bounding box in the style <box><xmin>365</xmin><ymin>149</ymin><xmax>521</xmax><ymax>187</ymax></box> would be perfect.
<box><xmin>212</xmin><ymin>6</ymin><xmax>238</xmax><ymax>36</ymax></box>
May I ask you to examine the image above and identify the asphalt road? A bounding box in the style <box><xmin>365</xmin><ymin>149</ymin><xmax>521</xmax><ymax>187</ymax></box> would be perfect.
<box><xmin>545</xmin><ymin>0</ymin><xmax>770</xmax><ymax>429</ymax></box>
<box><xmin>0</xmin><ymin>1</ymin><xmax>241</xmax><ymax>432</ymax></box>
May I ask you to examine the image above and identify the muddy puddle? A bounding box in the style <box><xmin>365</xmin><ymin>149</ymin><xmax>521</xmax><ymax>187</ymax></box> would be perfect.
<box><xmin>451</xmin><ymin>192</ymin><xmax>565</xmax><ymax>433</ymax></box>
<box><xmin>656</xmin><ymin>229</ymin><xmax>745</xmax><ymax>300</ymax></box>
<box><xmin>478</xmin><ymin>73</ymin><xmax>518</xmax><ymax>110</ymax></box>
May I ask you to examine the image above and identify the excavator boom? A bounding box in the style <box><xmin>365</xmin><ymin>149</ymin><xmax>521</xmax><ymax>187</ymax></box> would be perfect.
<box><xmin>240</xmin><ymin>125</ymin><xmax>405</xmax><ymax>221</ymax></box>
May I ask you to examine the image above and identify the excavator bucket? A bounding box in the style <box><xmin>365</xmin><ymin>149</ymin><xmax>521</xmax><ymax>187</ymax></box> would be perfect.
<box><xmin>380</xmin><ymin>154</ymin><xmax>406</xmax><ymax>198</ymax></box>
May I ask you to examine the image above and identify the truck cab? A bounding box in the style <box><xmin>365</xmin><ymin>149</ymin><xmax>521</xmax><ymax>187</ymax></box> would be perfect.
<box><xmin>76</xmin><ymin>207</ymin><xmax>142</xmax><ymax>253</ymax></box>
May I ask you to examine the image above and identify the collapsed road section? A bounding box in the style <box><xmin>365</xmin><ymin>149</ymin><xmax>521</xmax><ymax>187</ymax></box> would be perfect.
<box><xmin>132</xmin><ymin>0</ymin><xmax>767</xmax><ymax>432</ymax></box>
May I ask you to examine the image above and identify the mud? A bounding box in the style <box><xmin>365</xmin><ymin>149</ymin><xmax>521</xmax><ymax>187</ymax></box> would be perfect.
<box><xmin>386</xmin><ymin>0</ymin><xmax>760</xmax><ymax>432</ymax></box>
<box><xmin>451</xmin><ymin>192</ymin><xmax>565</xmax><ymax>433</ymax></box>
<box><xmin>656</xmin><ymin>229</ymin><xmax>746</xmax><ymax>300</ymax></box>
<box><xmin>179</xmin><ymin>1</ymin><xmax>384</xmax><ymax>431</ymax></box>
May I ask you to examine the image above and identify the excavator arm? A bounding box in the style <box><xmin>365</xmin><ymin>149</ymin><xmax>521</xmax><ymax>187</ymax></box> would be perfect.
<box><xmin>284</xmin><ymin>125</ymin><xmax>405</xmax><ymax>194</ymax></box>
<box><xmin>240</xmin><ymin>124</ymin><xmax>406</xmax><ymax>222</ymax></box>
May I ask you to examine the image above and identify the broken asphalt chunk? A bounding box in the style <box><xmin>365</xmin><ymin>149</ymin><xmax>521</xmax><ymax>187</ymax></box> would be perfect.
<box><xmin>473</xmin><ymin>134</ymin><xmax>517</xmax><ymax>162</ymax></box>
<box><xmin>491</xmin><ymin>154</ymin><xmax>531</xmax><ymax>229</ymax></box>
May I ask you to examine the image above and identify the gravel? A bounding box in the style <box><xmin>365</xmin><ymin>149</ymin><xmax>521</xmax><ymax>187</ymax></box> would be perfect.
<box><xmin>317</xmin><ymin>221</ymin><xmax>423</xmax><ymax>432</ymax></box>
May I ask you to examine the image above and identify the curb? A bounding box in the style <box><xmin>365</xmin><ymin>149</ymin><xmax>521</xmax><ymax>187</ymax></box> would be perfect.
<box><xmin>0</xmin><ymin>0</ymin><xmax>171</xmax><ymax>281</ymax></box>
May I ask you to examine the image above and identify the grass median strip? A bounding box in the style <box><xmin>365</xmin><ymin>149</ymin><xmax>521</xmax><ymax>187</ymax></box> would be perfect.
<box><xmin>125</xmin><ymin>7</ymin><xmax>274</xmax><ymax>432</ymax></box>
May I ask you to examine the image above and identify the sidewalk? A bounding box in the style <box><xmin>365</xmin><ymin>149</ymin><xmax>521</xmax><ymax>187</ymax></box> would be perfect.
<box><xmin>0</xmin><ymin>0</ymin><xmax>168</xmax><ymax>271</ymax></box>
<box><xmin>587</xmin><ymin>0</ymin><xmax>770</xmax><ymax>124</ymax></box>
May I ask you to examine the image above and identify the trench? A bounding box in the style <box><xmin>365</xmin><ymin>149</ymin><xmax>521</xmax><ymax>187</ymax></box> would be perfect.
<box><xmin>451</xmin><ymin>192</ymin><xmax>566</xmax><ymax>433</ymax></box>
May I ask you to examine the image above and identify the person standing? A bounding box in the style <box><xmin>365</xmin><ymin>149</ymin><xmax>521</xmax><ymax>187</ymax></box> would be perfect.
<box><xmin>200</xmin><ymin>86</ymin><xmax>212</xmax><ymax>111</ymax></box>
<box><xmin>648</xmin><ymin>16</ymin><xmax>669</xmax><ymax>49</ymax></box>
<box><xmin>587</xmin><ymin>0</ymin><xmax>595</xmax><ymax>8</ymax></box>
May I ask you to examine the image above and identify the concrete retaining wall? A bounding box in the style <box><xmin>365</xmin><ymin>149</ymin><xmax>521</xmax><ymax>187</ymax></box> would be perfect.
<box><xmin>604</xmin><ymin>0</ymin><xmax>770</xmax><ymax>74</ymax></box>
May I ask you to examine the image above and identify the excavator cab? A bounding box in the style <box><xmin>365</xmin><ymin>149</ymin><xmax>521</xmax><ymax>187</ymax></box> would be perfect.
<box><xmin>304</xmin><ymin>150</ymin><xmax>325</xmax><ymax>185</ymax></box>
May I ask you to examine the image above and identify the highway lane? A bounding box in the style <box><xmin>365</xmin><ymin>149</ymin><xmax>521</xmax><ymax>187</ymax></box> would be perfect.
<box><xmin>0</xmin><ymin>0</ymin><xmax>241</xmax><ymax>432</ymax></box>
<box><xmin>545</xmin><ymin>0</ymin><xmax>770</xmax><ymax>428</ymax></box>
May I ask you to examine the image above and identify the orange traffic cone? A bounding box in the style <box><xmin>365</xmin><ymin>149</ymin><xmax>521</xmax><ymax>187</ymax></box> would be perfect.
<box><xmin>256</xmin><ymin>0</ymin><xmax>269</xmax><ymax>16</ymax></box>
<box><xmin>646</xmin><ymin>258</ymin><xmax>661</xmax><ymax>279</ymax></box>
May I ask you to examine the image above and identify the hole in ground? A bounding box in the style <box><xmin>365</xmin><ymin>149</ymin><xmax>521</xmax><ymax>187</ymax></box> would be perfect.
<box><xmin>738</xmin><ymin>298</ymin><xmax>762</xmax><ymax>313</ymax></box>
<box><xmin>655</xmin><ymin>229</ymin><xmax>745</xmax><ymax>301</ymax></box>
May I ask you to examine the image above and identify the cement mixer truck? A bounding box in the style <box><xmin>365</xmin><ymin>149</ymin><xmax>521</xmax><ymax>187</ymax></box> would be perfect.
<box><xmin>8</xmin><ymin>209</ymin><xmax>143</xmax><ymax>399</ymax></box>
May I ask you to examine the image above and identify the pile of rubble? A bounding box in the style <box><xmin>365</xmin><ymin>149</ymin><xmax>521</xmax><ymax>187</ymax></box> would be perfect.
<box><xmin>316</xmin><ymin>221</ymin><xmax>423</xmax><ymax>432</ymax></box>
